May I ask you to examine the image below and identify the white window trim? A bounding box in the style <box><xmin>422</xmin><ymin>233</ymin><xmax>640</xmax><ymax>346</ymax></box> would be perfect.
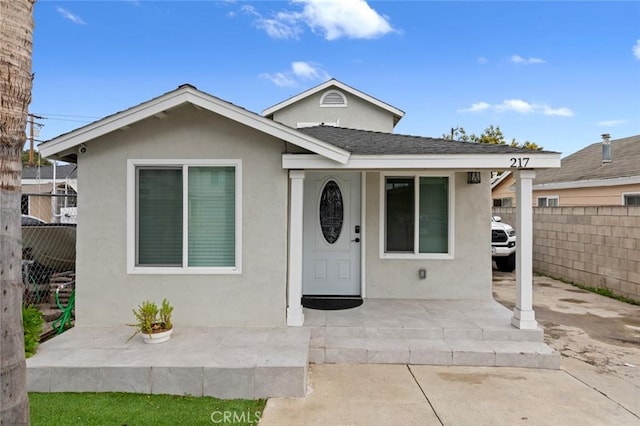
<box><xmin>319</xmin><ymin>90</ymin><xmax>348</xmax><ymax>108</ymax></box>
<box><xmin>127</xmin><ymin>159</ymin><xmax>242</xmax><ymax>275</ymax></box>
<box><xmin>622</xmin><ymin>192</ymin><xmax>640</xmax><ymax>206</ymax></box>
<box><xmin>536</xmin><ymin>195</ymin><xmax>559</xmax><ymax>207</ymax></box>
<box><xmin>379</xmin><ymin>172</ymin><xmax>455</xmax><ymax>260</ymax></box>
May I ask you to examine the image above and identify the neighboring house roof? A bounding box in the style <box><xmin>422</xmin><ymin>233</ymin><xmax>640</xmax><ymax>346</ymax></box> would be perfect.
<box><xmin>534</xmin><ymin>135</ymin><xmax>640</xmax><ymax>189</ymax></box>
<box><xmin>491</xmin><ymin>171</ymin><xmax>513</xmax><ymax>190</ymax></box>
<box><xmin>262</xmin><ymin>79</ymin><xmax>405</xmax><ymax>126</ymax></box>
<box><xmin>39</xmin><ymin>84</ymin><xmax>351</xmax><ymax>164</ymax></box>
<box><xmin>22</xmin><ymin>164</ymin><xmax>77</xmax><ymax>180</ymax></box>
<box><xmin>298</xmin><ymin>126</ymin><xmax>553</xmax><ymax>156</ymax></box>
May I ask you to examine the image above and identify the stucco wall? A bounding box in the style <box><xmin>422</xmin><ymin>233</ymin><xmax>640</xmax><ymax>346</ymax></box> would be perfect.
<box><xmin>493</xmin><ymin>206</ymin><xmax>640</xmax><ymax>301</ymax></box>
<box><xmin>365</xmin><ymin>171</ymin><xmax>493</xmax><ymax>299</ymax></box>
<box><xmin>75</xmin><ymin>105</ymin><xmax>289</xmax><ymax>327</ymax></box>
<box><xmin>272</xmin><ymin>91</ymin><xmax>395</xmax><ymax>132</ymax></box>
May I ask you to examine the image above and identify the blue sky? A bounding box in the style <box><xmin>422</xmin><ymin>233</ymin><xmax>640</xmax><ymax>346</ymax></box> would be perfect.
<box><xmin>32</xmin><ymin>1</ymin><xmax>640</xmax><ymax>156</ymax></box>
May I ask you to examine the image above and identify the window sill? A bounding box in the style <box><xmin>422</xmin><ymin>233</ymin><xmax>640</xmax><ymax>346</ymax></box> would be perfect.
<box><xmin>127</xmin><ymin>266</ymin><xmax>241</xmax><ymax>275</ymax></box>
<box><xmin>380</xmin><ymin>253</ymin><xmax>454</xmax><ymax>261</ymax></box>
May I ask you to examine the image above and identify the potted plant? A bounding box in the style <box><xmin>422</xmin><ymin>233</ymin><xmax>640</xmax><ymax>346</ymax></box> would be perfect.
<box><xmin>128</xmin><ymin>298</ymin><xmax>174</xmax><ymax>344</ymax></box>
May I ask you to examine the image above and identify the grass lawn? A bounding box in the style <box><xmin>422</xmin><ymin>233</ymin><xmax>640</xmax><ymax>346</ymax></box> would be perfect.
<box><xmin>29</xmin><ymin>393</ymin><xmax>266</xmax><ymax>426</ymax></box>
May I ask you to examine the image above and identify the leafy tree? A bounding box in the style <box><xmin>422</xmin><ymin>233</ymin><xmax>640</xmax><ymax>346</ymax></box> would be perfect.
<box><xmin>22</xmin><ymin>149</ymin><xmax>51</xmax><ymax>166</ymax></box>
<box><xmin>1</xmin><ymin>0</ymin><xmax>36</xmax><ymax>423</ymax></box>
<box><xmin>443</xmin><ymin>125</ymin><xmax>543</xmax><ymax>150</ymax></box>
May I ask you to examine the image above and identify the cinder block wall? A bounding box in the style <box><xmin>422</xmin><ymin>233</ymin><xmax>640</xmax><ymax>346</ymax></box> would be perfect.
<box><xmin>493</xmin><ymin>206</ymin><xmax>640</xmax><ymax>301</ymax></box>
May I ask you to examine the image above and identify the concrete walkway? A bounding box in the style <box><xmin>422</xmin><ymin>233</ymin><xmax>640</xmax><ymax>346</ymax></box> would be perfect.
<box><xmin>260</xmin><ymin>273</ymin><xmax>640</xmax><ymax>425</ymax></box>
<box><xmin>260</xmin><ymin>364</ymin><xmax>639</xmax><ymax>425</ymax></box>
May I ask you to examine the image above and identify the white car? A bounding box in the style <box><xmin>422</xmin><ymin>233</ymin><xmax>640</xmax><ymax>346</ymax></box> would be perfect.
<box><xmin>491</xmin><ymin>216</ymin><xmax>516</xmax><ymax>272</ymax></box>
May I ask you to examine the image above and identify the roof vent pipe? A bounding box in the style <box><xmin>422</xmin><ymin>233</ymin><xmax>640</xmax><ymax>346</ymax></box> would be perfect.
<box><xmin>601</xmin><ymin>133</ymin><xmax>611</xmax><ymax>164</ymax></box>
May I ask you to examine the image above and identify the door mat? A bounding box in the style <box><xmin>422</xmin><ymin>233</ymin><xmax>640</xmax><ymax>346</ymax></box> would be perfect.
<box><xmin>302</xmin><ymin>296</ymin><xmax>363</xmax><ymax>310</ymax></box>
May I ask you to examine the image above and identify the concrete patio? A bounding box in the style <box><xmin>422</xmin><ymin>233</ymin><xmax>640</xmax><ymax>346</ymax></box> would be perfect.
<box><xmin>27</xmin><ymin>299</ymin><xmax>558</xmax><ymax>399</ymax></box>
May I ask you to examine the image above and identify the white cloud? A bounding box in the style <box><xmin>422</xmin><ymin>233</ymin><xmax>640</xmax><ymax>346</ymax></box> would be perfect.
<box><xmin>597</xmin><ymin>119</ymin><xmax>628</xmax><ymax>127</ymax></box>
<box><xmin>496</xmin><ymin>99</ymin><xmax>535</xmax><ymax>114</ymax></box>
<box><xmin>259</xmin><ymin>72</ymin><xmax>297</xmax><ymax>88</ymax></box>
<box><xmin>457</xmin><ymin>102</ymin><xmax>491</xmax><ymax>113</ymax></box>
<box><xmin>458</xmin><ymin>99</ymin><xmax>573</xmax><ymax>117</ymax></box>
<box><xmin>291</xmin><ymin>61</ymin><xmax>329</xmax><ymax>80</ymax></box>
<box><xmin>243</xmin><ymin>0</ymin><xmax>395</xmax><ymax>40</ymax></box>
<box><xmin>57</xmin><ymin>7</ymin><xmax>86</xmax><ymax>25</ymax></box>
<box><xmin>295</xmin><ymin>0</ymin><xmax>394</xmax><ymax>40</ymax></box>
<box><xmin>261</xmin><ymin>61</ymin><xmax>330</xmax><ymax>87</ymax></box>
<box><xmin>633</xmin><ymin>40</ymin><xmax>640</xmax><ymax>60</ymax></box>
<box><xmin>477</xmin><ymin>57</ymin><xmax>488</xmax><ymax>64</ymax></box>
<box><xmin>543</xmin><ymin>106</ymin><xmax>574</xmax><ymax>117</ymax></box>
<box><xmin>511</xmin><ymin>54</ymin><xmax>546</xmax><ymax>65</ymax></box>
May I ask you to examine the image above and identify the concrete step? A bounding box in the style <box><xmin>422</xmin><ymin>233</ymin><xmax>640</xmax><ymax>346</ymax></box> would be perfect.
<box><xmin>309</xmin><ymin>326</ymin><xmax>544</xmax><ymax>343</ymax></box>
<box><xmin>310</xmin><ymin>337</ymin><xmax>560</xmax><ymax>369</ymax></box>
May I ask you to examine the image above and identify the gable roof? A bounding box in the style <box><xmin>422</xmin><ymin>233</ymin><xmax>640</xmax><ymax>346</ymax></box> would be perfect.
<box><xmin>39</xmin><ymin>84</ymin><xmax>350</xmax><ymax>164</ymax></box>
<box><xmin>262</xmin><ymin>79</ymin><xmax>405</xmax><ymax>126</ymax></box>
<box><xmin>534</xmin><ymin>134</ymin><xmax>640</xmax><ymax>188</ymax></box>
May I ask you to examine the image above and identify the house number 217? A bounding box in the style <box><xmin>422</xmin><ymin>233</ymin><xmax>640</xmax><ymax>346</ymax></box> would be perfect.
<box><xmin>510</xmin><ymin>157</ymin><xmax>530</xmax><ymax>168</ymax></box>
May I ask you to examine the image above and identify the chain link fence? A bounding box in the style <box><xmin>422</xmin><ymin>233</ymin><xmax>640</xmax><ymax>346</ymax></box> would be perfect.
<box><xmin>21</xmin><ymin>193</ymin><xmax>77</xmax><ymax>330</ymax></box>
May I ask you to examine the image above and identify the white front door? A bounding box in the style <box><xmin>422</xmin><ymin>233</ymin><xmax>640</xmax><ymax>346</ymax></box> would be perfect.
<box><xmin>303</xmin><ymin>172</ymin><xmax>361</xmax><ymax>296</ymax></box>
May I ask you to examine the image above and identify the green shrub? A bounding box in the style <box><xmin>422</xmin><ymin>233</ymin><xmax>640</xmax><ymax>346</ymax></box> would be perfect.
<box><xmin>23</xmin><ymin>304</ymin><xmax>44</xmax><ymax>358</ymax></box>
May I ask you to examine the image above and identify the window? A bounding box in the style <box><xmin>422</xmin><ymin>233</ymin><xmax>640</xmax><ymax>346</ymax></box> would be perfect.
<box><xmin>128</xmin><ymin>160</ymin><xmax>241</xmax><ymax>274</ymax></box>
<box><xmin>381</xmin><ymin>173</ymin><xmax>453</xmax><ymax>258</ymax></box>
<box><xmin>493</xmin><ymin>198</ymin><xmax>512</xmax><ymax>207</ymax></box>
<box><xmin>623</xmin><ymin>193</ymin><xmax>640</xmax><ymax>206</ymax></box>
<box><xmin>537</xmin><ymin>196</ymin><xmax>559</xmax><ymax>207</ymax></box>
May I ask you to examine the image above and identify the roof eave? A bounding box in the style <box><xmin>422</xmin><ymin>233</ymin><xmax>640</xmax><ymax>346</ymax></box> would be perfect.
<box><xmin>282</xmin><ymin>153</ymin><xmax>561</xmax><ymax>170</ymax></box>
<box><xmin>262</xmin><ymin>79</ymin><xmax>405</xmax><ymax>122</ymax></box>
<box><xmin>39</xmin><ymin>86</ymin><xmax>351</xmax><ymax>165</ymax></box>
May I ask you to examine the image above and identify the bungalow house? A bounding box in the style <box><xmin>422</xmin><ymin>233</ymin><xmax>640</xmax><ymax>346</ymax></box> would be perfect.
<box><xmin>492</xmin><ymin>134</ymin><xmax>640</xmax><ymax>207</ymax></box>
<box><xmin>22</xmin><ymin>163</ymin><xmax>78</xmax><ymax>223</ymax></box>
<box><xmin>38</xmin><ymin>79</ymin><xmax>560</xmax><ymax>332</ymax></box>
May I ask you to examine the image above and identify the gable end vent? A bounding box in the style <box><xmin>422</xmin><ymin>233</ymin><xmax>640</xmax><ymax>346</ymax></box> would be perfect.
<box><xmin>320</xmin><ymin>90</ymin><xmax>347</xmax><ymax>108</ymax></box>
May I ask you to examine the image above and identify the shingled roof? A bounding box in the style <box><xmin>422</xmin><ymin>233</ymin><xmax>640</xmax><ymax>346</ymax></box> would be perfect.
<box><xmin>534</xmin><ymin>135</ymin><xmax>640</xmax><ymax>185</ymax></box>
<box><xmin>22</xmin><ymin>164</ymin><xmax>77</xmax><ymax>180</ymax></box>
<box><xmin>298</xmin><ymin>126</ymin><xmax>557</xmax><ymax>156</ymax></box>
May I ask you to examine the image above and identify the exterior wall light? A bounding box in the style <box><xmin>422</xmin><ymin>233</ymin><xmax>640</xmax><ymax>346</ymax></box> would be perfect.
<box><xmin>467</xmin><ymin>171</ymin><xmax>481</xmax><ymax>184</ymax></box>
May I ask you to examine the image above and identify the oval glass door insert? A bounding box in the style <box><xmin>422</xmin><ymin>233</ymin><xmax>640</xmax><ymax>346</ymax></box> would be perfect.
<box><xmin>319</xmin><ymin>180</ymin><xmax>344</xmax><ymax>244</ymax></box>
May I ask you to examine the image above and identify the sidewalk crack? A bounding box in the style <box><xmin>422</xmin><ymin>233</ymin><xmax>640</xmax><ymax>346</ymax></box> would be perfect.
<box><xmin>407</xmin><ymin>365</ymin><xmax>444</xmax><ymax>425</ymax></box>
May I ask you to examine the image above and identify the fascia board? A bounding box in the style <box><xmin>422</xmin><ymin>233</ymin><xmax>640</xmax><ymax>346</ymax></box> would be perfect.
<box><xmin>282</xmin><ymin>153</ymin><xmax>561</xmax><ymax>170</ymax></box>
<box><xmin>491</xmin><ymin>171</ymin><xmax>512</xmax><ymax>189</ymax></box>
<box><xmin>40</xmin><ymin>87</ymin><xmax>350</xmax><ymax>164</ymax></box>
<box><xmin>39</xmin><ymin>90</ymin><xmax>192</xmax><ymax>158</ymax></box>
<box><xmin>533</xmin><ymin>175</ymin><xmax>640</xmax><ymax>190</ymax></box>
<box><xmin>262</xmin><ymin>79</ymin><xmax>405</xmax><ymax>119</ymax></box>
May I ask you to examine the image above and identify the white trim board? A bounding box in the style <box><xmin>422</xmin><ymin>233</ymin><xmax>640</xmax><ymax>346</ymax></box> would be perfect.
<box><xmin>40</xmin><ymin>86</ymin><xmax>350</xmax><ymax>165</ymax></box>
<box><xmin>283</xmin><ymin>153</ymin><xmax>561</xmax><ymax>170</ymax></box>
<box><xmin>533</xmin><ymin>175</ymin><xmax>640</xmax><ymax>190</ymax></box>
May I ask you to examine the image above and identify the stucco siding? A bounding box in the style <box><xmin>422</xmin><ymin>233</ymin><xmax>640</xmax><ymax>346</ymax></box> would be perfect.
<box><xmin>75</xmin><ymin>105</ymin><xmax>288</xmax><ymax>327</ymax></box>
<box><xmin>364</xmin><ymin>171</ymin><xmax>492</xmax><ymax>299</ymax></box>
<box><xmin>272</xmin><ymin>91</ymin><xmax>395</xmax><ymax>132</ymax></box>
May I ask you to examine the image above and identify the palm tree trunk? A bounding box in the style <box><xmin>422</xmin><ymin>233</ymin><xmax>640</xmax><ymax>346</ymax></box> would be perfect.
<box><xmin>0</xmin><ymin>1</ymin><xmax>36</xmax><ymax>424</ymax></box>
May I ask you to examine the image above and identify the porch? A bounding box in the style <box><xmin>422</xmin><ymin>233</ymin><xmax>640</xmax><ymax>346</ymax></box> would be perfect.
<box><xmin>27</xmin><ymin>299</ymin><xmax>558</xmax><ymax>399</ymax></box>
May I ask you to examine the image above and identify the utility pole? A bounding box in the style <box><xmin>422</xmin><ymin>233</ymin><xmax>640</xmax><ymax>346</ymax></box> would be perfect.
<box><xmin>27</xmin><ymin>113</ymin><xmax>44</xmax><ymax>166</ymax></box>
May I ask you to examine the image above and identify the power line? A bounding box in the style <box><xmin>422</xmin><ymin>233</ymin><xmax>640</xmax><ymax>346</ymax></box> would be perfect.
<box><xmin>32</xmin><ymin>112</ymin><xmax>101</xmax><ymax>119</ymax></box>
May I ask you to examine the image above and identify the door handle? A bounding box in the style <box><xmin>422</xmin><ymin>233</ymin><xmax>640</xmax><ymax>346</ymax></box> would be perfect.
<box><xmin>351</xmin><ymin>238</ymin><xmax>360</xmax><ymax>243</ymax></box>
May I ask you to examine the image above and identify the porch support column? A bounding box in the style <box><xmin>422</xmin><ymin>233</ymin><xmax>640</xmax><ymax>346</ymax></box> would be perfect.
<box><xmin>512</xmin><ymin>170</ymin><xmax>538</xmax><ymax>330</ymax></box>
<box><xmin>287</xmin><ymin>170</ymin><xmax>305</xmax><ymax>326</ymax></box>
